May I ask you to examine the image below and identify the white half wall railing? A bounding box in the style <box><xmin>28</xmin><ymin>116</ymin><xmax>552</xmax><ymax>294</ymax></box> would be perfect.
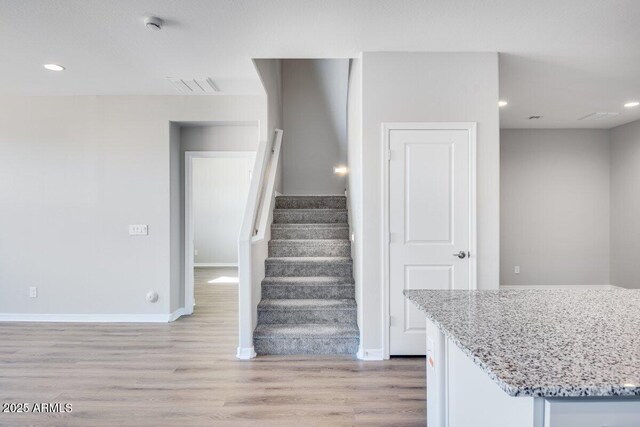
<box><xmin>237</xmin><ymin>129</ymin><xmax>283</xmax><ymax>359</ymax></box>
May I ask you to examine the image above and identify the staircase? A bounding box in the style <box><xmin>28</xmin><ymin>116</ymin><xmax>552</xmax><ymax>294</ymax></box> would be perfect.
<box><xmin>253</xmin><ymin>195</ymin><xmax>359</xmax><ymax>355</ymax></box>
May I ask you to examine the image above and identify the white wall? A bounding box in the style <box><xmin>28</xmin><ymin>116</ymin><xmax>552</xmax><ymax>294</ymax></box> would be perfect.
<box><xmin>0</xmin><ymin>95</ymin><xmax>266</xmax><ymax>318</ymax></box>
<box><xmin>360</xmin><ymin>52</ymin><xmax>500</xmax><ymax>353</ymax></box>
<box><xmin>281</xmin><ymin>59</ymin><xmax>349</xmax><ymax>195</ymax></box>
<box><xmin>346</xmin><ymin>57</ymin><xmax>364</xmax><ymax>343</ymax></box>
<box><xmin>192</xmin><ymin>156</ymin><xmax>253</xmax><ymax>265</ymax></box>
<box><xmin>501</xmin><ymin>129</ymin><xmax>610</xmax><ymax>286</ymax></box>
<box><xmin>610</xmin><ymin>119</ymin><xmax>640</xmax><ymax>288</ymax></box>
<box><xmin>253</xmin><ymin>59</ymin><xmax>284</xmax><ymax>192</ymax></box>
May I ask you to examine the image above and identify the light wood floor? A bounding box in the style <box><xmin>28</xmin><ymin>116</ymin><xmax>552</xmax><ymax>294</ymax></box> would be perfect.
<box><xmin>0</xmin><ymin>268</ymin><xmax>425</xmax><ymax>427</ymax></box>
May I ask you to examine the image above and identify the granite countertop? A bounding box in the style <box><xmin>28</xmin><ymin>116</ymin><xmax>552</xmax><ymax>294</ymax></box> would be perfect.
<box><xmin>404</xmin><ymin>288</ymin><xmax>640</xmax><ymax>398</ymax></box>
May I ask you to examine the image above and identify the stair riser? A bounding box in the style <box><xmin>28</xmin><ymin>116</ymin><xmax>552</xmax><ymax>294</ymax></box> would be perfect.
<box><xmin>268</xmin><ymin>243</ymin><xmax>351</xmax><ymax>257</ymax></box>
<box><xmin>262</xmin><ymin>285</ymin><xmax>355</xmax><ymax>299</ymax></box>
<box><xmin>275</xmin><ymin>197</ymin><xmax>347</xmax><ymax>210</ymax></box>
<box><xmin>273</xmin><ymin>210</ymin><xmax>348</xmax><ymax>224</ymax></box>
<box><xmin>271</xmin><ymin>227</ymin><xmax>349</xmax><ymax>240</ymax></box>
<box><xmin>258</xmin><ymin>309</ymin><xmax>357</xmax><ymax>324</ymax></box>
<box><xmin>265</xmin><ymin>262</ymin><xmax>352</xmax><ymax>277</ymax></box>
<box><xmin>255</xmin><ymin>337</ymin><xmax>359</xmax><ymax>355</ymax></box>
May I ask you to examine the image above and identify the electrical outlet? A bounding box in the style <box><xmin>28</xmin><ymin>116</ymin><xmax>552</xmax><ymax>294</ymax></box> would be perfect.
<box><xmin>129</xmin><ymin>225</ymin><xmax>149</xmax><ymax>236</ymax></box>
<box><xmin>29</xmin><ymin>287</ymin><xmax>37</xmax><ymax>298</ymax></box>
<box><xmin>194</xmin><ymin>249</ymin><xmax>199</xmax><ymax>256</ymax></box>
<box><xmin>514</xmin><ymin>266</ymin><xmax>520</xmax><ymax>274</ymax></box>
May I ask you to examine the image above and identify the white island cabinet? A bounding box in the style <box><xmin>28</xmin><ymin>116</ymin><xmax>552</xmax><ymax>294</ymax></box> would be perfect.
<box><xmin>406</xmin><ymin>289</ymin><xmax>640</xmax><ymax>427</ymax></box>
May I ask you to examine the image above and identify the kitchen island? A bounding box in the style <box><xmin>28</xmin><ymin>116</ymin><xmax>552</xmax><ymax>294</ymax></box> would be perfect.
<box><xmin>404</xmin><ymin>289</ymin><xmax>640</xmax><ymax>427</ymax></box>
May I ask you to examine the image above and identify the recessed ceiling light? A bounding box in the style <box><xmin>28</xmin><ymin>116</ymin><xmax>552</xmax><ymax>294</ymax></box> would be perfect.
<box><xmin>498</xmin><ymin>100</ymin><xmax>508</xmax><ymax>107</ymax></box>
<box><xmin>43</xmin><ymin>64</ymin><xmax>65</xmax><ymax>71</ymax></box>
<box><xmin>624</xmin><ymin>101</ymin><xmax>639</xmax><ymax>108</ymax></box>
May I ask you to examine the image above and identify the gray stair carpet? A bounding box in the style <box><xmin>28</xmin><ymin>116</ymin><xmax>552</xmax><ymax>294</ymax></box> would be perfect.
<box><xmin>253</xmin><ymin>195</ymin><xmax>359</xmax><ymax>355</ymax></box>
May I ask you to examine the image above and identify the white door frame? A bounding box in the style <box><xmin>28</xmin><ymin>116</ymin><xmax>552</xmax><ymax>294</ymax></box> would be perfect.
<box><xmin>381</xmin><ymin>122</ymin><xmax>478</xmax><ymax>358</ymax></box>
<box><xmin>184</xmin><ymin>151</ymin><xmax>256</xmax><ymax>314</ymax></box>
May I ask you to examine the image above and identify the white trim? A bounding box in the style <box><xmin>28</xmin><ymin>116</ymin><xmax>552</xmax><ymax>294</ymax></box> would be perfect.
<box><xmin>185</xmin><ymin>151</ymin><xmax>256</xmax><ymax>316</ymax></box>
<box><xmin>169</xmin><ymin>307</ymin><xmax>187</xmax><ymax>322</ymax></box>
<box><xmin>500</xmin><ymin>284</ymin><xmax>621</xmax><ymax>290</ymax></box>
<box><xmin>236</xmin><ymin>346</ymin><xmax>257</xmax><ymax>360</ymax></box>
<box><xmin>194</xmin><ymin>263</ymin><xmax>238</xmax><ymax>268</ymax></box>
<box><xmin>357</xmin><ymin>348</ymin><xmax>384</xmax><ymax>361</ymax></box>
<box><xmin>0</xmin><ymin>310</ymin><xmax>186</xmax><ymax>323</ymax></box>
<box><xmin>381</xmin><ymin>122</ymin><xmax>478</xmax><ymax>359</ymax></box>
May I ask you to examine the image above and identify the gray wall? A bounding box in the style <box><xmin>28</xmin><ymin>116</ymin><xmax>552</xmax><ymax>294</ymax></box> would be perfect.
<box><xmin>281</xmin><ymin>59</ymin><xmax>349</xmax><ymax>195</ymax></box>
<box><xmin>0</xmin><ymin>96</ymin><xmax>266</xmax><ymax>316</ymax></box>
<box><xmin>610</xmin><ymin>120</ymin><xmax>640</xmax><ymax>288</ymax></box>
<box><xmin>501</xmin><ymin>129</ymin><xmax>610</xmax><ymax>286</ymax></box>
<box><xmin>360</xmin><ymin>52</ymin><xmax>500</xmax><ymax>352</ymax></box>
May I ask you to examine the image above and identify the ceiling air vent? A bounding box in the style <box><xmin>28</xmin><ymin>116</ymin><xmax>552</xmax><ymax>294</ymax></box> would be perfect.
<box><xmin>528</xmin><ymin>115</ymin><xmax>543</xmax><ymax>120</ymax></box>
<box><xmin>578</xmin><ymin>112</ymin><xmax>619</xmax><ymax>121</ymax></box>
<box><xmin>167</xmin><ymin>77</ymin><xmax>220</xmax><ymax>94</ymax></box>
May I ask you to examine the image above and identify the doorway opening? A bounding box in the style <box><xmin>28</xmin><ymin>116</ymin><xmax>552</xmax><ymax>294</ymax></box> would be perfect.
<box><xmin>169</xmin><ymin>122</ymin><xmax>258</xmax><ymax>317</ymax></box>
<box><xmin>185</xmin><ymin>151</ymin><xmax>255</xmax><ymax>312</ymax></box>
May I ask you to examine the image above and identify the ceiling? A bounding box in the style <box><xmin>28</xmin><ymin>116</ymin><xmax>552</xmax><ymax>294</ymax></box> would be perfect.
<box><xmin>2</xmin><ymin>0</ymin><xmax>640</xmax><ymax>128</ymax></box>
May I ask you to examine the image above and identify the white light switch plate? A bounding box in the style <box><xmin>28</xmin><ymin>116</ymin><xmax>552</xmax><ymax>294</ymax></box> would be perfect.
<box><xmin>129</xmin><ymin>225</ymin><xmax>149</xmax><ymax>236</ymax></box>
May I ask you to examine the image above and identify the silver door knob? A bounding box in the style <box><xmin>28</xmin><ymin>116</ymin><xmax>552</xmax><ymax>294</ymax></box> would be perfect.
<box><xmin>453</xmin><ymin>251</ymin><xmax>467</xmax><ymax>259</ymax></box>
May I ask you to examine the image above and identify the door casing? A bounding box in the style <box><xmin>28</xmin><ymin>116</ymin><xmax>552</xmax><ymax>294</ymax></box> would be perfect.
<box><xmin>382</xmin><ymin>122</ymin><xmax>478</xmax><ymax>358</ymax></box>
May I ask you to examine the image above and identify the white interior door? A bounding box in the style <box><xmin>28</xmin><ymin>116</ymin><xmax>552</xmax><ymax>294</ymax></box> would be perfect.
<box><xmin>388</xmin><ymin>125</ymin><xmax>475</xmax><ymax>355</ymax></box>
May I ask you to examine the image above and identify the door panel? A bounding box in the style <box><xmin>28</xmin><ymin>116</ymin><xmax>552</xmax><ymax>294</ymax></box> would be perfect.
<box><xmin>389</xmin><ymin>128</ymin><xmax>473</xmax><ymax>355</ymax></box>
<box><xmin>404</xmin><ymin>265</ymin><xmax>453</xmax><ymax>333</ymax></box>
<box><xmin>405</xmin><ymin>142</ymin><xmax>453</xmax><ymax>243</ymax></box>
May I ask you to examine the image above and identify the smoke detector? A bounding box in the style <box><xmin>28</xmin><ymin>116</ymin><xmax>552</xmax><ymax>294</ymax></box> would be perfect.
<box><xmin>144</xmin><ymin>16</ymin><xmax>163</xmax><ymax>31</ymax></box>
<box><xmin>167</xmin><ymin>77</ymin><xmax>220</xmax><ymax>94</ymax></box>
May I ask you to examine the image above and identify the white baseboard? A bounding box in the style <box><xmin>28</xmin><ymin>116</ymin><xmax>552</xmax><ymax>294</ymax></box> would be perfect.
<box><xmin>357</xmin><ymin>348</ymin><xmax>384</xmax><ymax>361</ymax></box>
<box><xmin>236</xmin><ymin>346</ymin><xmax>257</xmax><ymax>360</ymax></box>
<box><xmin>0</xmin><ymin>308</ymin><xmax>188</xmax><ymax>323</ymax></box>
<box><xmin>194</xmin><ymin>263</ymin><xmax>238</xmax><ymax>268</ymax></box>
<box><xmin>500</xmin><ymin>284</ymin><xmax>621</xmax><ymax>290</ymax></box>
<box><xmin>168</xmin><ymin>307</ymin><xmax>187</xmax><ymax>322</ymax></box>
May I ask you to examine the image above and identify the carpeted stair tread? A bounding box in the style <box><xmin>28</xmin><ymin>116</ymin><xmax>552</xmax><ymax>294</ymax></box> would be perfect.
<box><xmin>266</xmin><ymin>257</ymin><xmax>352</xmax><ymax>263</ymax></box>
<box><xmin>262</xmin><ymin>276</ymin><xmax>355</xmax><ymax>286</ymax></box>
<box><xmin>258</xmin><ymin>298</ymin><xmax>356</xmax><ymax>310</ymax></box>
<box><xmin>276</xmin><ymin>195</ymin><xmax>347</xmax><ymax>209</ymax></box>
<box><xmin>261</xmin><ymin>277</ymin><xmax>355</xmax><ymax>299</ymax></box>
<box><xmin>273</xmin><ymin>209</ymin><xmax>348</xmax><ymax>224</ymax></box>
<box><xmin>271</xmin><ymin>223</ymin><xmax>348</xmax><ymax>228</ymax></box>
<box><xmin>269</xmin><ymin>239</ymin><xmax>350</xmax><ymax>245</ymax></box>
<box><xmin>274</xmin><ymin>208</ymin><xmax>347</xmax><ymax>212</ymax></box>
<box><xmin>268</xmin><ymin>239</ymin><xmax>351</xmax><ymax>257</ymax></box>
<box><xmin>254</xmin><ymin>323</ymin><xmax>359</xmax><ymax>338</ymax></box>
